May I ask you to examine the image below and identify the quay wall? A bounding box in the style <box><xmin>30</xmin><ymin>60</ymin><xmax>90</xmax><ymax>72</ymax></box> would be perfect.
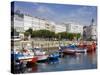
<box><xmin>13</xmin><ymin>40</ymin><xmax>96</xmax><ymax>50</ymax></box>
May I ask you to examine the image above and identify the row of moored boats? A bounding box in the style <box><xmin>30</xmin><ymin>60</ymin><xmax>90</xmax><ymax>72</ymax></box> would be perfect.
<box><xmin>11</xmin><ymin>42</ymin><xmax>97</xmax><ymax>66</ymax></box>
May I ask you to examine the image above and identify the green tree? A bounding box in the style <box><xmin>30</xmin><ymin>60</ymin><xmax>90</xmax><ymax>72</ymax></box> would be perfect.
<box><xmin>31</xmin><ymin>29</ymin><xmax>55</xmax><ymax>39</ymax></box>
<box><xmin>67</xmin><ymin>33</ymin><xmax>74</xmax><ymax>40</ymax></box>
<box><xmin>56</xmin><ymin>32</ymin><xmax>68</xmax><ymax>40</ymax></box>
<box><xmin>24</xmin><ymin>28</ymin><xmax>33</xmax><ymax>37</ymax></box>
<box><xmin>76</xmin><ymin>33</ymin><xmax>81</xmax><ymax>40</ymax></box>
<box><xmin>26</xmin><ymin>28</ymin><xmax>33</xmax><ymax>35</ymax></box>
<box><xmin>24</xmin><ymin>31</ymin><xmax>30</xmax><ymax>37</ymax></box>
<box><xmin>31</xmin><ymin>31</ymin><xmax>37</xmax><ymax>37</ymax></box>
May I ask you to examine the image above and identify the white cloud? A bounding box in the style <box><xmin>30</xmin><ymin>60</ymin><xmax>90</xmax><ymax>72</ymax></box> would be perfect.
<box><xmin>59</xmin><ymin>6</ymin><xmax>96</xmax><ymax>25</ymax></box>
<box><xmin>36</xmin><ymin>6</ymin><xmax>54</xmax><ymax>15</ymax></box>
<box><xmin>35</xmin><ymin>5</ymin><xmax>96</xmax><ymax>25</ymax></box>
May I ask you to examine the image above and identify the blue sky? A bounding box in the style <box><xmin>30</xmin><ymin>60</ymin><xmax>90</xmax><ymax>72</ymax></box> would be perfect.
<box><xmin>13</xmin><ymin>1</ymin><xmax>97</xmax><ymax>26</ymax></box>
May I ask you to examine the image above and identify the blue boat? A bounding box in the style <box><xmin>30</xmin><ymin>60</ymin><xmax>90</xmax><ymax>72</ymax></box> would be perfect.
<box><xmin>48</xmin><ymin>52</ymin><xmax>60</xmax><ymax>63</ymax></box>
<box><xmin>11</xmin><ymin>49</ymin><xmax>38</xmax><ymax>65</ymax></box>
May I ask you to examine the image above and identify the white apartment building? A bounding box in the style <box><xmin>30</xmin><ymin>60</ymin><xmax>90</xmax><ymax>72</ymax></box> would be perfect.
<box><xmin>13</xmin><ymin>14</ymin><xmax>56</xmax><ymax>32</ymax></box>
<box><xmin>45</xmin><ymin>21</ymin><xmax>55</xmax><ymax>32</ymax></box>
<box><xmin>65</xmin><ymin>23</ymin><xmax>83</xmax><ymax>35</ymax></box>
<box><xmin>38</xmin><ymin>19</ymin><xmax>46</xmax><ymax>30</ymax></box>
<box><xmin>32</xmin><ymin>17</ymin><xmax>55</xmax><ymax>32</ymax></box>
<box><xmin>13</xmin><ymin>14</ymin><xmax>24</xmax><ymax>32</ymax></box>
<box><xmin>32</xmin><ymin>17</ymin><xmax>47</xmax><ymax>30</ymax></box>
<box><xmin>13</xmin><ymin>13</ymin><xmax>84</xmax><ymax>35</ymax></box>
<box><xmin>24</xmin><ymin>14</ymin><xmax>33</xmax><ymax>31</ymax></box>
<box><xmin>54</xmin><ymin>24</ymin><xmax>66</xmax><ymax>33</ymax></box>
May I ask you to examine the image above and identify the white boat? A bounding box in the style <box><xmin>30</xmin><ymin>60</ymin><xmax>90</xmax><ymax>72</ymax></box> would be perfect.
<box><xmin>33</xmin><ymin>47</ymin><xmax>48</xmax><ymax>61</ymax></box>
<box><xmin>74</xmin><ymin>48</ymin><xmax>87</xmax><ymax>53</ymax></box>
<box><xmin>63</xmin><ymin>48</ymin><xmax>87</xmax><ymax>55</ymax></box>
<box><xmin>12</xmin><ymin>49</ymin><xmax>38</xmax><ymax>62</ymax></box>
<box><xmin>36</xmin><ymin>55</ymin><xmax>48</xmax><ymax>61</ymax></box>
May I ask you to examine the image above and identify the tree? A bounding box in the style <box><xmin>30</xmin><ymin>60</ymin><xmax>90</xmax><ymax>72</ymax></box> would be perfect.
<box><xmin>26</xmin><ymin>28</ymin><xmax>33</xmax><ymax>35</ymax></box>
<box><xmin>66</xmin><ymin>33</ymin><xmax>73</xmax><ymax>40</ymax></box>
<box><xmin>55</xmin><ymin>32</ymin><xmax>68</xmax><ymax>40</ymax></box>
<box><xmin>76</xmin><ymin>33</ymin><xmax>81</xmax><ymax>40</ymax></box>
<box><xmin>24</xmin><ymin>31</ymin><xmax>30</xmax><ymax>37</ymax></box>
<box><xmin>31</xmin><ymin>31</ymin><xmax>37</xmax><ymax>38</ymax></box>
<box><xmin>24</xmin><ymin>29</ymin><xmax>82</xmax><ymax>41</ymax></box>
<box><xmin>31</xmin><ymin>29</ymin><xmax>55</xmax><ymax>39</ymax></box>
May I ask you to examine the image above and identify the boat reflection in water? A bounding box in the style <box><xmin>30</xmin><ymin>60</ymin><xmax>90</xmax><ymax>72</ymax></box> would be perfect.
<box><xmin>13</xmin><ymin>63</ymin><xmax>38</xmax><ymax>74</ymax></box>
<box><xmin>13</xmin><ymin>50</ymin><xmax>97</xmax><ymax>73</ymax></box>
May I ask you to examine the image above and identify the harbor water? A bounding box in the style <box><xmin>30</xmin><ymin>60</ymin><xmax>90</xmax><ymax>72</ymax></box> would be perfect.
<box><xmin>13</xmin><ymin>51</ymin><xmax>97</xmax><ymax>74</ymax></box>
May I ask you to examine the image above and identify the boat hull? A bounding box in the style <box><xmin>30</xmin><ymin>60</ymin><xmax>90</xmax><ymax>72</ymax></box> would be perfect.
<box><xmin>48</xmin><ymin>56</ymin><xmax>59</xmax><ymax>63</ymax></box>
<box><xmin>63</xmin><ymin>51</ymin><xmax>76</xmax><ymax>55</ymax></box>
<box><xmin>36</xmin><ymin>55</ymin><xmax>48</xmax><ymax>62</ymax></box>
<box><xmin>62</xmin><ymin>48</ymin><xmax>87</xmax><ymax>55</ymax></box>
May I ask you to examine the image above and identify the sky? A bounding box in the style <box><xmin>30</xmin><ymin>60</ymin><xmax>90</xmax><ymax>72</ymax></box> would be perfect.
<box><xmin>12</xmin><ymin>1</ymin><xmax>97</xmax><ymax>26</ymax></box>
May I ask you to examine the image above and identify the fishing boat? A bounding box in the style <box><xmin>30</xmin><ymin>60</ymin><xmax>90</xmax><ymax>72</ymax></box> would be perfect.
<box><xmin>63</xmin><ymin>48</ymin><xmax>87</xmax><ymax>55</ymax></box>
<box><xmin>60</xmin><ymin>44</ymin><xmax>87</xmax><ymax>55</ymax></box>
<box><xmin>86</xmin><ymin>44</ymin><xmax>96</xmax><ymax>52</ymax></box>
<box><xmin>48</xmin><ymin>52</ymin><xmax>60</xmax><ymax>63</ymax></box>
<box><xmin>32</xmin><ymin>47</ymin><xmax>48</xmax><ymax>62</ymax></box>
<box><xmin>63</xmin><ymin>48</ymin><xmax>76</xmax><ymax>55</ymax></box>
<box><xmin>75</xmin><ymin>48</ymin><xmax>87</xmax><ymax>53</ymax></box>
<box><xmin>78</xmin><ymin>42</ymin><xmax>97</xmax><ymax>52</ymax></box>
<box><xmin>11</xmin><ymin>49</ymin><xmax>38</xmax><ymax>65</ymax></box>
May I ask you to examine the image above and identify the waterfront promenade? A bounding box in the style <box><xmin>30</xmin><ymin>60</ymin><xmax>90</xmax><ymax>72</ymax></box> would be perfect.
<box><xmin>13</xmin><ymin>40</ymin><xmax>96</xmax><ymax>50</ymax></box>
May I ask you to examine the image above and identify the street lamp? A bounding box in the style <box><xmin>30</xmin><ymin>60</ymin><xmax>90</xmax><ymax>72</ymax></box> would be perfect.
<box><xmin>59</xmin><ymin>34</ymin><xmax>61</xmax><ymax>47</ymax></box>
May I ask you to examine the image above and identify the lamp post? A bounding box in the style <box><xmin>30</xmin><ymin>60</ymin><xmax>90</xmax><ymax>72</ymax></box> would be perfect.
<box><xmin>59</xmin><ymin>34</ymin><xmax>61</xmax><ymax>47</ymax></box>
